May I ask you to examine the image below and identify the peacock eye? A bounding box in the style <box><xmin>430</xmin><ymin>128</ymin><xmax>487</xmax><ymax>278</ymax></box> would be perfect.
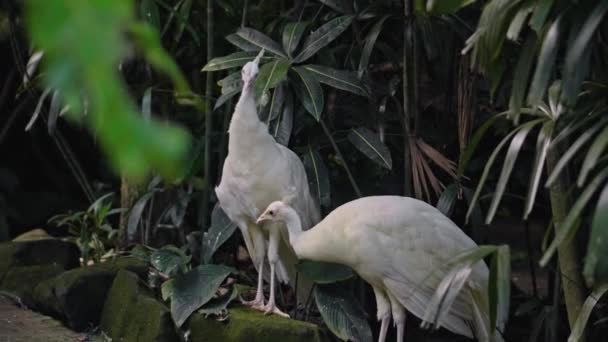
<box><xmin>268</xmin><ymin>210</ymin><xmax>274</xmax><ymax>216</ymax></box>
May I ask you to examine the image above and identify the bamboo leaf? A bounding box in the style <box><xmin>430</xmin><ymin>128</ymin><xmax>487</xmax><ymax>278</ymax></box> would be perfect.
<box><xmin>292</xmin><ymin>66</ymin><xmax>324</xmax><ymax>120</ymax></box>
<box><xmin>358</xmin><ymin>15</ymin><xmax>390</xmax><ymax>78</ymax></box>
<box><xmin>254</xmin><ymin>59</ymin><xmax>291</xmax><ymax>101</ymax></box>
<box><xmin>303</xmin><ymin>64</ymin><xmax>368</xmax><ymax>96</ymax></box>
<box><xmin>567</xmin><ymin>284</ymin><xmax>608</xmax><ymax>342</ymax></box>
<box><xmin>236</xmin><ymin>27</ymin><xmax>286</xmax><ymax>57</ymax></box>
<box><xmin>583</xmin><ymin>184</ymin><xmax>608</xmax><ymax>286</ymax></box>
<box><xmin>303</xmin><ymin>146</ymin><xmax>330</xmax><ymax>207</ymax></box>
<box><xmin>524</xmin><ymin>121</ymin><xmax>553</xmax><ymax>219</ymax></box>
<box><xmin>315</xmin><ymin>284</ymin><xmax>373</xmax><ymax>342</ymax></box>
<box><xmin>577</xmin><ymin>120</ymin><xmax>608</xmax><ymax>187</ymax></box>
<box><xmin>508</xmin><ymin>36</ymin><xmax>537</xmax><ymax>122</ymax></box>
<box><xmin>486</xmin><ymin>119</ymin><xmax>542</xmax><ymax>223</ymax></box>
<box><xmin>127</xmin><ymin>190</ymin><xmax>157</xmax><ymax>240</ymax></box>
<box><xmin>348</xmin><ymin>127</ymin><xmax>392</xmax><ymax>169</ymax></box>
<box><xmin>294</xmin><ymin>16</ymin><xmax>354</xmax><ymax>63</ymax></box>
<box><xmin>527</xmin><ymin>16</ymin><xmax>562</xmax><ymax>107</ymax></box>
<box><xmin>489</xmin><ymin>245</ymin><xmax>511</xmax><ymax>335</ymax></box>
<box><xmin>458</xmin><ymin>112</ymin><xmax>508</xmax><ymax>176</ymax></box>
<box><xmin>436</xmin><ymin>183</ymin><xmax>458</xmax><ymax>217</ymax></box>
<box><xmin>529</xmin><ymin>0</ymin><xmax>554</xmax><ymax>33</ymax></box>
<box><xmin>426</xmin><ymin>0</ymin><xmax>475</xmax><ymax>15</ymax></box>
<box><xmin>202</xmin><ymin>51</ymin><xmax>272</xmax><ymax>71</ymax></box>
<box><xmin>47</xmin><ymin>90</ymin><xmax>62</xmax><ymax>134</ymax></box>
<box><xmin>540</xmin><ymin>167</ymin><xmax>608</xmax><ymax>267</ymax></box>
<box><xmin>282</xmin><ymin>22</ymin><xmax>308</xmax><ymax>57</ymax></box>
<box><xmin>507</xmin><ymin>6</ymin><xmax>532</xmax><ymax>41</ymax></box>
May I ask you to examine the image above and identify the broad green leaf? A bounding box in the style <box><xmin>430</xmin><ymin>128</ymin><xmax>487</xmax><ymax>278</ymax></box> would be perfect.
<box><xmin>292</xmin><ymin>66</ymin><xmax>324</xmax><ymax>120</ymax></box>
<box><xmin>319</xmin><ymin>0</ymin><xmax>354</xmax><ymax>14</ymax></box>
<box><xmin>524</xmin><ymin>121</ymin><xmax>553</xmax><ymax>219</ymax></box>
<box><xmin>254</xmin><ymin>59</ymin><xmax>291</xmax><ymax>101</ymax></box>
<box><xmin>545</xmin><ymin>123</ymin><xmax>605</xmax><ymax>187</ymax></box>
<box><xmin>202</xmin><ymin>51</ymin><xmax>272</xmax><ymax>71</ymax></box>
<box><xmin>567</xmin><ymin>284</ymin><xmax>608</xmax><ymax>342</ymax></box>
<box><xmin>458</xmin><ymin>112</ymin><xmax>508</xmax><ymax>176</ymax></box>
<box><xmin>315</xmin><ymin>284</ymin><xmax>373</xmax><ymax>342</ymax></box>
<box><xmin>436</xmin><ymin>183</ymin><xmax>458</xmax><ymax>217</ymax></box>
<box><xmin>540</xmin><ymin>167</ymin><xmax>608</xmax><ymax>267</ymax></box>
<box><xmin>236</xmin><ymin>27</ymin><xmax>286</xmax><ymax>57</ymax></box>
<box><xmin>527</xmin><ymin>16</ymin><xmax>561</xmax><ymax>107</ymax></box>
<box><xmin>303</xmin><ymin>146</ymin><xmax>330</xmax><ymax>207</ymax></box>
<box><xmin>508</xmin><ymin>36</ymin><xmax>536</xmax><ymax>122</ymax></box>
<box><xmin>161</xmin><ymin>279</ymin><xmax>175</xmax><ymax>301</ymax></box>
<box><xmin>426</xmin><ymin>0</ymin><xmax>475</xmax><ymax>15</ymax></box>
<box><xmin>294</xmin><ymin>16</ymin><xmax>354</xmax><ymax>63</ymax></box>
<box><xmin>423</xmin><ymin>246</ymin><xmax>497</xmax><ymax>330</ymax></box>
<box><xmin>466</xmin><ymin>127</ymin><xmax>519</xmax><ymax>223</ymax></box>
<box><xmin>303</xmin><ymin>64</ymin><xmax>368</xmax><ymax>97</ymax></box>
<box><xmin>141</xmin><ymin>0</ymin><xmax>160</xmax><ymax>29</ymax></box>
<box><xmin>214</xmin><ymin>89</ymin><xmax>240</xmax><ymax>110</ymax></box>
<box><xmin>486</xmin><ymin>119</ymin><xmax>542</xmax><ymax>223</ymax></box>
<box><xmin>296</xmin><ymin>260</ymin><xmax>354</xmax><ymax>284</ymax></box>
<box><xmin>201</xmin><ymin>204</ymin><xmax>238</xmax><ymax>264</ymax></box>
<box><xmin>358</xmin><ymin>15</ymin><xmax>390</xmax><ymax>78</ymax></box>
<box><xmin>151</xmin><ymin>245</ymin><xmax>190</xmax><ymax>276</ymax></box>
<box><xmin>262</xmin><ymin>84</ymin><xmax>285</xmax><ymax>125</ymax></box>
<box><xmin>199</xmin><ymin>286</ymin><xmax>238</xmax><ymax>317</ymax></box>
<box><xmin>271</xmin><ymin>89</ymin><xmax>293</xmax><ymax>146</ymax></box>
<box><xmin>529</xmin><ymin>0</ymin><xmax>554</xmax><ymax>33</ymax></box>
<box><xmin>226</xmin><ymin>33</ymin><xmax>260</xmax><ymax>52</ymax></box>
<box><xmin>282</xmin><ymin>22</ymin><xmax>308</xmax><ymax>57</ymax></box>
<box><xmin>217</xmin><ymin>71</ymin><xmax>242</xmax><ymax>94</ymax></box>
<box><xmin>577</xmin><ymin>120</ymin><xmax>608</xmax><ymax>187</ymax></box>
<box><xmin>348</xmin><ymin>127</ymin><xmax>392</xmax><ymax>169</ymax></box>
<box><xmin>127</xmin><ymin>190</ymin><xmax>157</xmax><ymax>240</ymax></box>
<box><xmin>489</xmin><ymin>245</ymin><xmax>510</xmax><ymax>335</ymax></box>
<box><xmin>166</xmin><ymin>264</ymin><xmax>235</xmax><ymax>327</ymax></box>
<box><xmin>584</xmin><ymin>184</ymin><xmax>608</xmax><ymax>285</ymax></box>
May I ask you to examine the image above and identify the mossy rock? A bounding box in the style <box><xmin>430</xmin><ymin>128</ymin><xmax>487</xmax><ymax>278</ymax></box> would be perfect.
<box><xmin>188</xmin><ymin>306</ymin><xmax>331</xmax><ymax>342</ymax></box>
<box><xmin>31</xmin><ymin>257</ymin><xmax>148</xmax><ymax>331</ymax></box>
<box><xmin>0</xmin><ymin>264</ymin><xmax>65</xmax><ymax>307</ymax></box>
<box><xmin>0</xmin><ymin>240</ymin><xmax>79</xmax><ymax>277</ymax></box>
<box><xmin>101</xmin><ymin>269</ymin><xmax>177</xmax><ymax>341</ymax></box>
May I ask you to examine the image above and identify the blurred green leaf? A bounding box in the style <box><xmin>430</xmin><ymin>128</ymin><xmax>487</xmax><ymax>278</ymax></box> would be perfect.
<box><xmin>567</xmin><ymin>284</ymin><xmax>608</xmax><ymax>342</ymax></box>
<box><xmin>296</xmin><ymin>260</ymin><xmax>354</xmax><ymax>284</ymax></box>
<box><xmin>292</xmin><ymin>66</ymin><xmax>324</xmax><ymax>120</ymax></box>
<box><xmin>282</xmin><ymin>22</ymin><xmax>308</xmax><ymax>57</ymax></box>
<box><xmin>303</xmin><ymin>64</ymin><xmax>368</xmax><ymax>97</ymax></box>
<box><xmin>315</xmin><ymin>284</ymin><xmax>373</xmax><ymax>342</ymax></box>
<box><xmin>348</xmin><ymin>127</ymin><xmax>392</xmax><ymax>170</ymax></box>
<box><xmin>294</xmin><ymin>16</ymin><xmax>354</xmax><ymax>63</ymax></box>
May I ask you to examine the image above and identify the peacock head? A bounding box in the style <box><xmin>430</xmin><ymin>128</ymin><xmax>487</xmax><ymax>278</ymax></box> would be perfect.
<box><xmin>256</xmin><ymin>200</ymin><xmax>288</xmax><ymax>225</ymax></box>
<box><xmin>241</xmin><ymin>49</ymin><xmax>265</xmax><ymax>89</ymax></box>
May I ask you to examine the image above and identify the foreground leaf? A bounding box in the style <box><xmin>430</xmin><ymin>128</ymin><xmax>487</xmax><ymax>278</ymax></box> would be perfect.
<box><xmin>166</xmin><ymin>264</ymin><xmax>235</xmax><ymax>327</ymax></box>
<box><xmin>315</xmin><ymin>284</ymin><xmax>373</xmax><ymax>342</ymax></box>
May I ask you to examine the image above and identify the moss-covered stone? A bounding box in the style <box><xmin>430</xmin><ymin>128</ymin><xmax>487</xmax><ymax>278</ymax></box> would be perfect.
<box><xmin>0</xmin><ymin>240</ymin><xmax>79</xmax><ymax>277</ymax></box>
<box><xmin>101</xmin><ymin>269</ymin><xmax>177</xmax><ymax>342</ymax></box>
<box><xmin>31</xmin><ymin>257</ymin><xmax>148</xmax><ymax>331</ymax></box>
<box><xmin>188</xmin><ymin>306</ymin><xmax>331</xmax><ymax>342</ymax></box>
<box><xmin>0</xmin><ymin>264</ymin><xmax>65</xmax><ymax>306</ymax></box>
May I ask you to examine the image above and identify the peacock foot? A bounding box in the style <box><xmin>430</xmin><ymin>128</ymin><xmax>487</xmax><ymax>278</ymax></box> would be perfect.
<box><xmin>240</xmin><ymin>296</ymin><xmax>265</xmax><ymax>310</ymax></box>
<box><xmin>263</xmin><ymin>303</ymin><xmax>290</xmax><ymax>318</ymax></box>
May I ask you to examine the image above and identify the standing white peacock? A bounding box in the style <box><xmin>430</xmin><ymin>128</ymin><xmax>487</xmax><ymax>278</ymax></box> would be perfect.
<box><xmin>257</xmin><ymin>196</ymin><xmax>505</xmax><ymax>341</ymax></box>
<box><xmin>215</xmin><ymin>50</ymin><xmax>321</xmax><ymax>317</ymax></box>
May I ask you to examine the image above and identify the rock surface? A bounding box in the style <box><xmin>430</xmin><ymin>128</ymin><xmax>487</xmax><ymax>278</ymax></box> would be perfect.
<box><xmin>0</xmin><ymin>240</ymin><xmax>79</xmax><ymax>277</ymax></box>
<box><xmin>188</xmin><ymin>306</ymin><xmax>331</xmax><ymax>342</ymax></box>
<box><xmin>101</xmin><ymin>270</ymin><xmax>177</xmax><ymax>342</ymax></box>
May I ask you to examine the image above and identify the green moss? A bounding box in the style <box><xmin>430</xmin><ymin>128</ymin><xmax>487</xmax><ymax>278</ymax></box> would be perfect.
<box><xmin>0</xmin><ymin>264</ymin><xmax>64</xmax><ymax>306</ymax></box>
<box><xmin>101</xmin><ymin>270</ymin><xmax>177</xmax><ymax>342</ymax></box>
<box><xmin>188</xmin><ymin>306</ymin><xmax>330</xmax><ymax>342</ymax></box>
<box><xmin>0</xmin><ymin>242</ymin><xmax>17</xmax><ymax>276</ymax></box>
<box><xmin>0</xmin><ymin>240</ymin><xmax>79</xmax><ymax>279</ymax></box>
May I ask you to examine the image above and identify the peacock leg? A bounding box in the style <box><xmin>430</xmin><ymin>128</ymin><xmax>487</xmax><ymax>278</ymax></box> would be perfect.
<box><xmin>373</xmin><ymin>287</ymin><xmax>391</xmax><ymax>342</ymax></box>
<box><xmin>263</xmin><ymin>228</ymin><xmax>289</xmax><ymax>317</ymax></box>
<box><xmin>241</xmin><ymin>225</ymin><xmax>266</xmax><ymax>310</ymax></box>
<box><xmin>388</xmin><ymin>292</ymin><xmax>406</xmax><ymax>342</ymax></box>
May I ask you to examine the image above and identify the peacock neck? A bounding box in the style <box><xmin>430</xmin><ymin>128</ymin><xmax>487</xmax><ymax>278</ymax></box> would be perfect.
<box><xmin>283</xmin><ymin>207</ymin><xmax>305</xmax><ymax>253</ymax></box>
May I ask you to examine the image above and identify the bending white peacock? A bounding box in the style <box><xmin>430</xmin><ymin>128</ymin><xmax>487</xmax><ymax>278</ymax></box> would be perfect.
<box><xmin>215</xmin><ymin>50</ymin><xmax>320</xmax><ymax>317</ymax></box>
<box><xmin>256</xmin><ymin>196</ymin><xmax>505</xmax><ymax>342</ymax></box>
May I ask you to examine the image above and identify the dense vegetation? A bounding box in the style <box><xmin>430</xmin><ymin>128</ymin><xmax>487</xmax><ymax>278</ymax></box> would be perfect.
<box><xmin>1</xmin><ymin>0</ymin><xmax>608</xmax><ymax>341</ymax></box>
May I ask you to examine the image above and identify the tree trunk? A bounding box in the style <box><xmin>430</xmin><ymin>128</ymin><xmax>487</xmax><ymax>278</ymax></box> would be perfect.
<box><xmin>546</xmin><ymin>147</ymin><xmax>586</xmax><ymax>332</ymax></box>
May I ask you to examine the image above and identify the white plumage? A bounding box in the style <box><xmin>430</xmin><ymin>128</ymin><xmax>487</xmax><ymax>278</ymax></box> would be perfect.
<box><xmin>215</xmin><ymin>50</ymin><xmax>320</xmax><ymax>317</ymax></box>
<box><xmin>257</xmin><ymin>196</ymin><xmax>503</xmax><ymax>341</ymax></box>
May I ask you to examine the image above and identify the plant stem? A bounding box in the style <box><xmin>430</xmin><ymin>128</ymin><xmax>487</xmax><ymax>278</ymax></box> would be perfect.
<box><xmin>200</xmin><ymin>0</ymin><xmax>214</xmax><ymax>261</ymax></box>
<box><xmin>545</xmin><ymin>146</ymin><xmax>586</xmax><ymax>335</ymax></box>
<box><xmin>401</xmin><ymin>0</ymin><xmax>415</xmax><ymax>196</ymax></box>
<box><xmin>320</xmin><ymin>119</ymin><xmax>362</xmax><ymax>197</ymax></box>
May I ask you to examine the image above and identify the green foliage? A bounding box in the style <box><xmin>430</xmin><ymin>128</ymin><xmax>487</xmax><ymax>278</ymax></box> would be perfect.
<box><xmin>25</xmin><ymin>0</ymin><xmax>193</xmax><ymax>181</ymax></box>
<box><xmin>201</xmin><ymin>204</ymin><xmax>238</xmax><ymax>264</ymax></box>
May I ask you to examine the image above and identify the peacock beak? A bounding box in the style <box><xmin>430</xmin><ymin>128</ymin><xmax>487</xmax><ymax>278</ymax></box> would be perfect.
<box><xmin>256</xmin><ymin>213</ymin><xmax>268</xmax><ymax>225</ymax></box>
<box><xmin>253</xmin><ymin>48</ymin><xmax>265</xmax><ymax>65</ymax></box>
